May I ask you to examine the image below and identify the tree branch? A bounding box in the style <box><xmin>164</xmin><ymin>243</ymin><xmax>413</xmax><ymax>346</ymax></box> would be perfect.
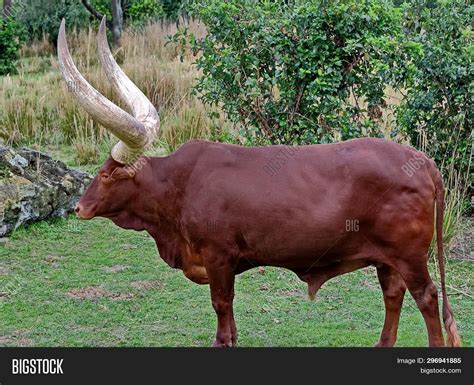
<box><xmin>289</xmin><ymin>83</ymin><xmax>307</xmax><ymax>127</ymax></box>
<box><xmin>81</xmin><ymin>0</ymin><xmax>112</xmax><ymax>29</ymax></box>
<box><xmin>81</xmin><ymin>0</ymin><xmax>103</xmax><ymax>20</ymax></box>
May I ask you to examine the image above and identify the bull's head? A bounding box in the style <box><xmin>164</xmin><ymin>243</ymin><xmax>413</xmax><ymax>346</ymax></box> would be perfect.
<box><xmin>57</xmin><ymin>17</ymin><xmax>160</xmax><ymax>220</ymax></box>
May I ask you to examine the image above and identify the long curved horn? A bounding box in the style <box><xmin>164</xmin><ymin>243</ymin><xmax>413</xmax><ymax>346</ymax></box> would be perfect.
<box><xmin>57</xmin><ymin>19</ymin><xmax>156</xmax><ymax>164</ymax></box>
<box><xmin>97</xmin><ymin>17</ymin><xmax>160</xmax><ymax>150</ymax></box>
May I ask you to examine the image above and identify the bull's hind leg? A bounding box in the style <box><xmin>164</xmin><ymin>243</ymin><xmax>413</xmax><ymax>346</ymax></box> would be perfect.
<box><xmin>374</xmin><ymin>265</ymin><xmax>406</xmax><ymax>347</ymax></box>
<box><xmin>397</xmin><ymin>260</ymin><xmax>445</xmax><ymax>347</ymax></box>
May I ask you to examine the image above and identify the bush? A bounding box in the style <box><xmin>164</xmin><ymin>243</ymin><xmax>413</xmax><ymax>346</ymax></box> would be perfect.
<box><xmin>91</xmin><ymin>0</ymin><xmax>165</xmax><ymax>27</ymax></box>
<box><xmin>90</xmin><ymin>0</ymin><xmax>112</xmax><ymax>20</ymax></box>
<box><xmin>396</xmin><ymin>0</ymin><xmax>473</xmax><ymax>177</ymax></box>
<box><xmin>176</xmin><ymin>0</ymin><xmax>406</xmax><ymax>145</ymax></box>
<box><xmin>162</xmin><ymin>0</ymin><xmax>186</xmax><ymax>19</ymax></box>
<box><xmin>16</xmin><ymin>0</ymin><xmax>89</xmax><ymax>43</ymax></box>
<box><xmin>0</xmin><ymin>17</ymin><xmax>26</xmax><ymax>75</ymax></box>
<box><xmin>127</xmin><ymin>0</ymin><xmax>165</xmax><ymax>27</ymax></box>
<box><xmin>15</xmin><ymin>0</ymin><xmax>167</xmax><ymax>44</ymax></box>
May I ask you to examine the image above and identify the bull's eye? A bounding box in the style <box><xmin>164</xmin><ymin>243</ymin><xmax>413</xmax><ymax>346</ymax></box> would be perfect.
<box><xmin>101</xmin><ymin>173</ymin><xmax>110</xmax><ymax>181</ymax></box>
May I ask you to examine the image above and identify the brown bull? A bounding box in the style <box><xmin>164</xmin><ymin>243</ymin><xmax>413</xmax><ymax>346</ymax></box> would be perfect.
<box><xmin>58</xmin><ymin>18</ymin><xmax>461</xmax><ymax>347</ymax></box>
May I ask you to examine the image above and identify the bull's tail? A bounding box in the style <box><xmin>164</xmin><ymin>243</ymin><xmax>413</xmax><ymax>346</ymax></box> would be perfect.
<box><xmin>432</xmin><ymin>165</ymin><xmax>462</xmax><ymax>347</ymax></box>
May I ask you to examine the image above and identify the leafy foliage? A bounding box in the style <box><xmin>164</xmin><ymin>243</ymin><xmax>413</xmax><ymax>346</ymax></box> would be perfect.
<box><xmin>14</xmin><ymin>0</ymin><xmax>168</xmax><ymax>43</ymax></box>
<box><xmin>176</xmin><ymin>0</ymin><xmax>406</xmax><ymax>145</ymax></box>
<box><xmin>16</xmin><ymin>0</ymin><xmax>89</xmax><ymax>43</ymax></box>
<box><xmin>162</xmin><ymin>0</ymin><xmax>186</xmax><ymax>19</ymax></box>
<box><xmin>396</xmin><ymin>0</ymin><xmax>473</xmax><ymax>176</ymax></box>
<box><xmin>91</xmin><ymin>0</ymin><xmax>113</xmax><ymax>19</ymax></box>
<box><xmin>0</xmin><ymin>17</ymin><xmax>26</xmax><ymax>75</ymax></box>
<box><xmin>92</xmin><ymin>0</ymin><xmax>165</xmax><ymax>26</ymax></box>
<box><xmin>127</xmin><ymin>0</ymin><xmax>165</xmax><ymax>26</ymax></box>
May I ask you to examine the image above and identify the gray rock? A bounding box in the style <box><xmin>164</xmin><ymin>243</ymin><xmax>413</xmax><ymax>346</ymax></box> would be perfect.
<box><xmin>0</xmin><ymin>146</ymin><xmax>91</xmax><ymax>237</ymax></box>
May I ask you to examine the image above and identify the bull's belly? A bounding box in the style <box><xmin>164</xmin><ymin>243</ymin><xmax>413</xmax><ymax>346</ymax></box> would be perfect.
<box><xmin>237</xmin><ymin>201</ymin><xmax>434</xmax><ymax>271</ymax></box>
<box><xmin>240</xmin><ymin>232</ymin><xmax>365</xmax><ymax>270</ymax></box>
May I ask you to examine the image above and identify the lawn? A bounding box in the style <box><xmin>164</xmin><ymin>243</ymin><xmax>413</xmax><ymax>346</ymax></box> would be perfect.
<box><xmin>0</xmin><ymin>215</ymin><xmax>472</xmax><ymax>347</ymax></box>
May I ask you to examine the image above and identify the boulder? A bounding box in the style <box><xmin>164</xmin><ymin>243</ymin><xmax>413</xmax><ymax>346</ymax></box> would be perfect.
<box><xmin>0</xmin><ymin>146</ymin><xmax>91</xmax><ymax>237</ymax></box>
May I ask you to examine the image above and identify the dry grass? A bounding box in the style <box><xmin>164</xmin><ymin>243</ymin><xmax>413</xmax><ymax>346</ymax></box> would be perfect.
<box><xmin>160</xmin><ymin>102</ymin><xmax>211</xmax><ymax>153</ymax></box>
<box><xmin>0</xmin><ymin>19</ymin><xmax>223</xmax><ymax>162</ymax></box>
<box><xmin>429</xmin><ymin>160</ymin><xmax>472</xmax><ymax>261</ymax></box>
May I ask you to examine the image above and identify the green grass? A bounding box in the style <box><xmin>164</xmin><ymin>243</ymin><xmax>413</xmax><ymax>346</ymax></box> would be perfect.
<box><xmin>0</xmin><ymin>216</ymin><xmax>472</xmax><ymax>347</ymax></box>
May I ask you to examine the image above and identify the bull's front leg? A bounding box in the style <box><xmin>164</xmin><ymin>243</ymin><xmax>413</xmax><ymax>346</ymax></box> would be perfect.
<box><xmin>229</xmin><ymin>306</ymin><xmax>237</xmax><ymax>346</ymax></box>
<box><xmin>205</xmin><ymin>255</ymin><xmax>237</xmax><ymax>347</ymax></box>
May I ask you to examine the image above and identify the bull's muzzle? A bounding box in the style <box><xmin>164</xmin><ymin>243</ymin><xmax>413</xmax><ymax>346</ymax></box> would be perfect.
<box><xmin>74</xmin><ymin>203</ymin><xmax>95</xmax><ymax>220</ymax></box>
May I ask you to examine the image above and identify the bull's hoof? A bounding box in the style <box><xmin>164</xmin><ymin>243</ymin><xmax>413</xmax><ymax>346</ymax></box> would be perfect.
<box><xmin>212</xmin><ymin>339</ymin><xmax>233</xmax><ymax>347</ymax></box>
<box><xmin>373</xmin><ymin>339</ymin><xmax>394</xmax><ymax>347</ymax></box>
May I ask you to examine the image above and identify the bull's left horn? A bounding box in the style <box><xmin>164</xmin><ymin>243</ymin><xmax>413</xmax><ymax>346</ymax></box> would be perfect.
<box><xmin>57</xmin><ymin>18</ymin><xmax>159</xmax><ymax>165</ymax></box>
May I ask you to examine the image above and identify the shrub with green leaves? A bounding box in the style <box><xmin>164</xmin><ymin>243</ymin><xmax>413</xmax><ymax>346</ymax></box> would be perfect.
<box><xmin>16</xmin><ymin>0</ymin><xmax>89</xmax><ymax>43</ymax></box>
<box><xmin>0</xmin><ymin>17</ymin><xmax>26</xmax><ymax>75</ymax></box>
<box><xmin>91</xmin><ymin>0</ymin><xmax>113</xmax><ymax>20</ymax></box>
<box><xmin>396</xmin><ymin>0</ymin><xmax>473</xmax><ymax>177</ymax></box>
<box><xmin>127</xmin><ymin>0</ymin><xmax>165</xmax><ymax>26</ymax></box>
<box><xmin>177</xmin><ymin>0</ymin><xmax>405</xmax><ymax>145</ymax></box>
<box><xmin>91</xmin><ymin>0</ymin><xmax>165</xmax><ymax>27</ymax></box>
<box><xmin>162</xmin><ymin>0</ymin><xmax>185</xmax><ymax>19</ymax></box>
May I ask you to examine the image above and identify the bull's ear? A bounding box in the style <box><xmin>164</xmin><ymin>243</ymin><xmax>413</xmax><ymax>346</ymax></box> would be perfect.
<box><xmin>110</xmin><ymin>166</ymin><xmax>135</xmax><ymax>180</ymax></box>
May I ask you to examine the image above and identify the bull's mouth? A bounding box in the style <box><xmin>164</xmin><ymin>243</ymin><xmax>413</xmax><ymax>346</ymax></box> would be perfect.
<box><xmin>75</xmin><ymin>204</ymin><xmax>96</xmax><ymax>220</ymax></box>
<box><xmin>77</xmin><ymin>211</ymin><xmax>95</xmax><ymax>220</ymax></box>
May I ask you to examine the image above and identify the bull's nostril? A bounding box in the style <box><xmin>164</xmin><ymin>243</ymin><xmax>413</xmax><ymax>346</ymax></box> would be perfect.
<box><xmin>75</xmin><ymin>205</ymin><xmax>80</xmax><ymax>213</ymax></box>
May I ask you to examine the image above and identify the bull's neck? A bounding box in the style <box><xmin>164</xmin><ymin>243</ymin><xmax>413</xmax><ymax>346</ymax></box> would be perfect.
<box><xmin>112</xmin><ymin>154</ymin><xmax>188</xmax><ymax>236</ymax></box>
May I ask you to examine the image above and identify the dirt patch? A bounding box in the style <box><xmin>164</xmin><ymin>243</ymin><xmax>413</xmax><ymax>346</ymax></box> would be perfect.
<box><xmin>449</xmin><ymin>217</ymin><xmax>473</xmax><ymax>261</ymax></box>
<box><xmin>15</xmin><ymin>338</ymin><xmax>33</xmax><ymax>347</ymax></box>
<box><xmin>44</xmin><ymin>255</ymin><xmax>64</xmax><ymax>263</ymax></box>
<box><xmin>101</xmin><ymin>265</ymin><xmax>129</xmax><ymax>274</ymax></box>
<box><xmin>67</xmin><ymin>286</ymin><xmax>108</xmax><ymax>300</ymax></box>
<box><xmin>0</xmin><ymin>331</ymin><xmax>33</xmax><ymax>347</ymax></box>
<box><xmin>43</xmin><ymin>255</ymin><xmax>63</xmax><ymax>269</ymax></box>
<box><xmin>259</xmin><ymin>283</ymin><xmax>271</xmax><ymax>291</ymax></box>
<box><xmin>0</xmin><ymin>266</ymin><xmax>10</xmax><ymax>275</ymax></box>
<box><xmin>277</xmin><ymin>287</ymin><xmax>305</xmax><ymax>298</ymax></box>
<box><xmin>106</xmin><ymin>292</ymin><xmax>135</xmax><ymax>300</ymax></box>
<box><xmin>67</xmin><ymin>286</ymin><xmax>134</xmax><ymax>301</ymax></box>
<box><xmin>130</xmin><ymin>280</ymin><xmax>162</xmax><ymax>291</ymax></box>
<box><xmin>0</xmin><ymin>336</ymin><xmax>12</xmax><ymax>345</ymax></box>
<box><xmin>121</xmin><ymin>244</ymin><xmax>138</xmax><ymax>250</ymax></box>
